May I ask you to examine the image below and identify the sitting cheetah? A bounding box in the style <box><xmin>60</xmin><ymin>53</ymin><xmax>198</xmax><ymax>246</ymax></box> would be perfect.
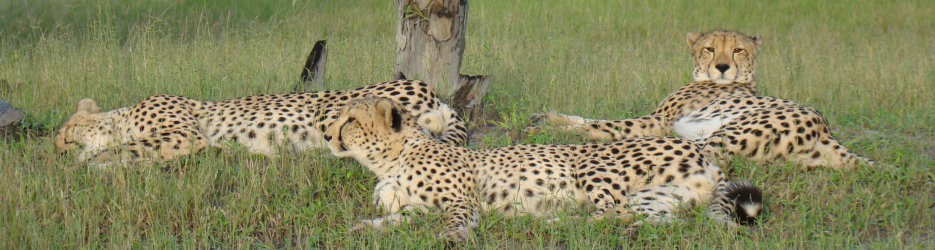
<box><xmin>324</xmin><ymin>97</ymin><xmax>764</xmax><ymax>242</ymax></box>
<box><xmin>533</xmin><ymin>30</ymin><xmax>877</xmax><ymax>170</ymax></box>
<box><xmin>54</xmin><ymin>80</ymin><xmax>466</xmax><ymax>166</ymax></box>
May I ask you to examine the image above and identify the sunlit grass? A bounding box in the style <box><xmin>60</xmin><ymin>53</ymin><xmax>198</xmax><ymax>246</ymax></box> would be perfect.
<box><xmin>0</xmin><ymin>0</ymin><xmax>932</xmax><ymax>248</ymax></box>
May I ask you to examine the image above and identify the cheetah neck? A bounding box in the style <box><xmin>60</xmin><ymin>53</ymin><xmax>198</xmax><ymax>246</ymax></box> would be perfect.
<box><xmin>361</xmin><ymin>130</ymin><xmax>435</xmax><ymax>177</ymax></box>
<box><xmin>111</xmin><ymin>107</ymin><xmax>133</xmax><ymax>131</ymax></box>
<box><xmin>99</xmin><ymin>108</ymin><xmax>133</xmax><ymax>144</ymax></box>
<box><xmin>748</xmin><ymin>80</ymin><xmax>757</xmax><ymax>89</ymax></box>
<box><xmin>707</xmin><ymin>80</ymin><xmax>755</xmax><ymax>86</ymax></box>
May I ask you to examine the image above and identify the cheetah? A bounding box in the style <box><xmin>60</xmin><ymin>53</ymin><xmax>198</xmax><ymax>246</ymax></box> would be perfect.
<box><xmin>532</xmin><ymin>30</ymin><xmax>877</xmax><ymax>170</ymax></box>
<box><xmin>54</xmin><ymin>80</ymin><xmax>466</xmax><ymax>166</ymax></box>
<box><xmin>323</xmin><ymin>97</ymin><xmax>764</xmax><ymax>242</ymax></box>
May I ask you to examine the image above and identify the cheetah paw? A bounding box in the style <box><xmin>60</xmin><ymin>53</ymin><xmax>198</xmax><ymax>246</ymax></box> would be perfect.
<box><xmin>621</xmin><ymin>225</ymin><xmax>642</xmax><ymax>240</ymax></box>
<box><xmin>349</xmin><ymin>219</ymin><xmax>382</xmax><ymax>233</ymax></box>
<box><xmin>439</xmin><ymin>227</ymin><xmax>472</xmax><ymax>243</ymax></box>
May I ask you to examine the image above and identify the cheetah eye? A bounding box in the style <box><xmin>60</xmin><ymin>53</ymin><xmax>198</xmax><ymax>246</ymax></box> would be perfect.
<box><xmin>733</xmin><ymin>48</ymin><xmax>745</xmax><ymax>53</ymax></box>
<box><xmin>704</xmin><ymin>47</ymin><xmax>715</xmax><ymax>53</ymax></box>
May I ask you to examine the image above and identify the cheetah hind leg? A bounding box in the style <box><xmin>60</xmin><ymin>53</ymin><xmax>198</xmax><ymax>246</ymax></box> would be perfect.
<box><xmin>626</xmin><ymin>184</ymin><xmax>705</xmax><ymax>224</ymax></box>
<box><xmin>580</xmin><ymin>187</ymin><xmax>636</xmax><ymax>223</ymax></box>
<box><xmin>700</xmin><ymin>109</ymin><xmax>881</xmax><ymax>171</ymax></box>
<box><xmin>530</xmin><ymin>111</ymin><xmax>592</xmax><ymax>126</ymax></box>
<box><xmin>527</xmin><ymin>111</ymin><xmax>591</xmax><ymax>134</ymax></box>
<box><xmin>795</xmin><ymin>136</ymin><xmax>882</xmax><ymax>170</ymax></box>
<box><xmin>530</xmin><ymin>112</ymin><xmax>671</xmax><ymax>140</ymax></box>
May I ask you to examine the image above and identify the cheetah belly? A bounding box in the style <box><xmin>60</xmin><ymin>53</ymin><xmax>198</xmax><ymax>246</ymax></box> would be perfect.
<box><xmin>481</xmin><ymin>177</ymin><xmax>585</xmax><ymax>217</ymax></box>
<box><xmin>672</xmin><ymin>116</ymin><xmax>732</xmax><ymax>140</ymax></box>
<box><xmin>672</xmin><ymin>100</ymin><xmax>753</xmax><ymax>140</ymax></box>
<box><xmin>477</xmin><ymin>148</ymin><xmax>588</xmax><ymax>216</ymax></box>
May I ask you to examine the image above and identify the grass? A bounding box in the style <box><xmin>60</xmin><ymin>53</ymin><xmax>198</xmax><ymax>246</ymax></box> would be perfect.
<box><xmin>1</xmin><ymin>0</ymin><xmax>933</xmax><ymax>248</ymax></box>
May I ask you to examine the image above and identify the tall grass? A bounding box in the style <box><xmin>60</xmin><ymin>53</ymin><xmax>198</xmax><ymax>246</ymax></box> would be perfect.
<box><xmin>1</xmin><ymin>0</ymin><xmax>932</xmax><ymax>248</ymax></box>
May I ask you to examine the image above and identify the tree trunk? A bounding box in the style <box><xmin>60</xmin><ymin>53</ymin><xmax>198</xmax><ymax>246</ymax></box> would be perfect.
<box><xmin>395</xmin><ymin>0</ymin><xmax>489</xmax><ymax>118</ymax></box>
<box><xmin>294</xmin><ymin>40</ymin><xmax>328</xmax><ymax>92</ymax></box>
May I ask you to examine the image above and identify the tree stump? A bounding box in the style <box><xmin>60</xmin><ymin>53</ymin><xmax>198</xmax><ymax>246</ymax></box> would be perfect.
<box><xmin>395</xmin><ymin>0</ymin><xmax>490</xmax><ymax>120</ymax></box>
<box><xmin>294</xmin><ymin>40</ymin><xmax>328</xmax><ymax>92</ymax></box>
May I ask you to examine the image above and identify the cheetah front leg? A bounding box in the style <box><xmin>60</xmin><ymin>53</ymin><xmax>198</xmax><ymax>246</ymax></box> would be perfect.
<box><xmin>86</xmin><ymin>127</ymin><xmax>209</xmax><ymax>166</ymax></box>
<box><xmin>352</xmin><ymin>176</ymin><xmax>426</xmax><ymax>231</ymax></box>
<box><xmin>351</xmin><ymin>205</ymin><xmax>430</xmax><ymax>232</ymax></box>
<box><xmin>529</xmin><ymin>112</ymin><xmax>669</xmax><ymax>140</ymax></box>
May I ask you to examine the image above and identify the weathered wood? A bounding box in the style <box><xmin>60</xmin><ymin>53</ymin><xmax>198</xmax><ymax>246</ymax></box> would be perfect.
<box><xmin>294</xmin><ymin>40</ymin><xmax>328</xmax><ymax>92</ymax></box>
<box><xmin>395</xmin><ymin>0</ymin><xmax>489</xmax><ymax>116</ymax></box>
<box><xmin>450</xmin><ymin>74</ymin><xmax>490</xmax><ymax>118</ymax></box>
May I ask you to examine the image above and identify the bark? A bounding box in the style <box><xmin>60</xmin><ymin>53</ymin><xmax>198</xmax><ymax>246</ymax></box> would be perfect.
<box><xmin>395</xmin><ymin>0</ymin><xmax>489</xmax><ymax>118</ymax></box>
<box><xmin>294</xmin><ymin>40</ymin><xmax>328</xmax><ymax>92</ymax></box>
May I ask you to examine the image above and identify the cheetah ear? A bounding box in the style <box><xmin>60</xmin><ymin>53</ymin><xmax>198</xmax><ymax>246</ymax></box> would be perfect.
<box><xmin>390</xmin><ymin>106</ymin><xmax>403</xmax><ymax>132</ymax></box>
<box><xmin>76</xmin><ymin>99</ymin><xmax>101</xmax><ymax>114</ymax></box>
<box><xmin>375</xmin><ymin>99</ymin><xmax>403</xmax><ymax>132</ymax></box>
<box><xmin>686</xmin><ymin>32</ymin><xmax>703</xmax><ymax>47</ymax></box>
<box><xmin>750</xmin><ymin>35</ymin><xmax>762</xmax><ymax>47</ymax></box>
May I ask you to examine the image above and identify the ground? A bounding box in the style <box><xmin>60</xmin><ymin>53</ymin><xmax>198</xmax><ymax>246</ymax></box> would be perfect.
<box><xmin>0</xmin><ymin>0</ymin><xmax>932</xmax><ymax>248</ymax></box>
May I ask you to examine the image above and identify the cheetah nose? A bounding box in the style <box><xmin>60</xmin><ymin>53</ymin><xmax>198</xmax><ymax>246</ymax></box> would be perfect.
<box><xmin>715</xmin><ymin>64</ymin><xmax>730</xmax><ymax>73</ymax></box>
<box><xmin>323</xmin><ymin>135</ymin><xmax>332</xmax><ymax>141</ymax></box>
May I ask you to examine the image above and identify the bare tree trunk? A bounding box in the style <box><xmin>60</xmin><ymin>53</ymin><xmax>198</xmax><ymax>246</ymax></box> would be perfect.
<box><xmin>294</xmin><ymin>40</ymin><xmax>328</xmax><ymax>92</ymax></box>
<box><xmin>395</xmin><ymin>0</ymin><xmax>489</xmax><ymax>117</ymax></box>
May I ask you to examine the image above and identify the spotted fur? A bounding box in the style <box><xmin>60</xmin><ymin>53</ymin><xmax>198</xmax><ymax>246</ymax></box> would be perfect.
<box><xmin>54</xmin><ymin>80</ymin><xmax>466</xmax><ymax>166</ymax></box>
<box><xmin>325</xmin><ymin>97</ymin><xmax>764</xmax><ymax>242</ymax></box>
<box><xmin>532</xmin><ymin>30</ymin><xmax>877</xmax><ymax>170</ymax></box>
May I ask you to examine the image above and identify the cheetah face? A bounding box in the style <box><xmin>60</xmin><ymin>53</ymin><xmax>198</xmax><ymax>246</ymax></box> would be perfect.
<box><xmin>55</xmin><ymin>99</ymin><xmax>112</xmax><ymax>156</ymax></box>
<box><xmin>324</xmin><ymin>97</ymin><xmax>407</xmax><ymax>162</ymax></box>
<box><xmin>687</xmin><ymin>30</ymin><xmax>761</xmax><ymax>84</ymax></box>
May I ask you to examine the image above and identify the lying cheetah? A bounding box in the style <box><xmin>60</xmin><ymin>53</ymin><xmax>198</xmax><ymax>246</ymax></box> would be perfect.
<box><xmin>533</xmin><ymin>30</ymin><xmax>877</xmax><ymax>170</ymax></box>
<box><xmin>324</xmin><ymin>97</ymin><xmax>764</xmax><ymax>242</ymax></box>
<box><xmin>55</xmin><ymin>80</ymin><xmax>466</xmax><ymax>166</ymax></box>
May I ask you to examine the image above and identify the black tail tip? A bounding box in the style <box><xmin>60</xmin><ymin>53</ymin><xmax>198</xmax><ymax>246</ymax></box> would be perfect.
<box><xmin>726</xmin><ymin>180</ymin><xmax>765</xmax><ymax>225</ymax></box>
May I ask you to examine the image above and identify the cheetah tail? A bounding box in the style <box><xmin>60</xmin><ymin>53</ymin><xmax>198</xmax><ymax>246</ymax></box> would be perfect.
<box><xmin>824</xmin><ymin>138</ymin><xmax>885</xmax><ymax>170</ymax></box>
<box><xmin>706</xmin><ymin>180</ymin><xmax>765</xmax><ymax>226</ymax></box>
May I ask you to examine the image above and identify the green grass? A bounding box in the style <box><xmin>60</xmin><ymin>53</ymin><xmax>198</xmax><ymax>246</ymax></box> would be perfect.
<box><xmin>1</xmin><ymin>0</ymin><xmax>933</xmax><ymax>248</ymax></box>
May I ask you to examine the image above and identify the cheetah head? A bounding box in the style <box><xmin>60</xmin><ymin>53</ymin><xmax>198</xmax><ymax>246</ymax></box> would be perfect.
<box><xmin>688</xmin><ymin>30</ymin><xmax>762</xmax><ymax>84</ymax></box>
<box><xmin>323</xmin><ymin>96</ymin><xmax>419</xmax><ymax>164</ymax></box>
<box><xmin>55</xmin><ymin>99</ymin><xmax>114</xmax><ymax>157</ymax></box>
